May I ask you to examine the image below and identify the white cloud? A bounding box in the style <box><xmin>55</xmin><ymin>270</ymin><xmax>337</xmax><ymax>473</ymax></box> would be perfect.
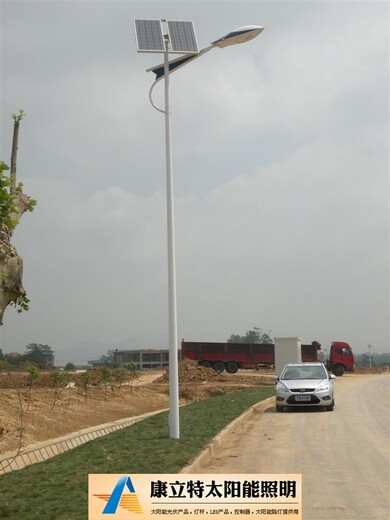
<box><xmin>174</xmin><ymin>136</ymin><xmax>388</xmax><ymax>347</ymax></box>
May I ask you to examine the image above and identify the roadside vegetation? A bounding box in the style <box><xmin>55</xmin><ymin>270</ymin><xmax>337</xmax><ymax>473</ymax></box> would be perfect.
<box><xmin>0</xmin><ymin>363</ymin><xmax>141</xmax><ymax>456</ymax></box>
<box><xmin>0</xmin><ymin>386</ymin><xmax>273</xmax><ymax>520</ymax></box>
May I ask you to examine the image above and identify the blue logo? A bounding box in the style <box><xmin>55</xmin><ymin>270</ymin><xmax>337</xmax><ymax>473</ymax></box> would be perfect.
<box><xmin>94</xmin><ymin>476</ymin><xmax>143</xmax><ymax>515</ymax></box>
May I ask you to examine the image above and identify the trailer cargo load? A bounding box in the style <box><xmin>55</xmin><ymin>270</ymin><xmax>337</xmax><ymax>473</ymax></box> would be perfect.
<box><xmin>181</xmin><ymin>340</ymin><xmax>354</xmax><ymax>376</ymax></box>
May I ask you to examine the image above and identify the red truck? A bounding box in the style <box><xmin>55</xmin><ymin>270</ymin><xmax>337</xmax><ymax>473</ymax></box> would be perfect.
<box><xmin>181</xmin><ymin>340</ymin><xmax>355</xmax><ymax>376</ymax></box>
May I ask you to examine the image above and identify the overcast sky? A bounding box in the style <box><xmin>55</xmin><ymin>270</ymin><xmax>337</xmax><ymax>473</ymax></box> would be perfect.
<box><xmin>0</xmin><ymin>0</ymin><xmax>388</xmax><ymax>363</ymax></box>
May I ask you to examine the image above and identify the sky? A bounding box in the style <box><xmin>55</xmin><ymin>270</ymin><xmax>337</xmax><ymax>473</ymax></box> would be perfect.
<box><xmin>0</xmin><ymin>0</ymin><xmax>389</xmax><ymax>364</ymax></box>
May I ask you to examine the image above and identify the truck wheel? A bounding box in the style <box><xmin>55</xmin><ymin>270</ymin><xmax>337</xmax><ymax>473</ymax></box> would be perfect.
<box><xmin>333</xmin><ymin>365</ymin><xmax>345</xmax><ymax>377</ymax></box>
<box><xmin>213</xmin><ymin>361</ymin><xmax>225</xmax><ymax>373</ymax></box>
<box><xmin>200</xmin><ymin>361</ymin><xmax>212</xmax><ymax>369</ymax></box>
<box><xmin>226</xmin><ymin>361</ymin><xmax>239</xmax><ymax>374</ymax></box>
<box><xmin>276</xmin><ymin>405</ymin><xmax>284</xmax><ymax>413</ymax></box>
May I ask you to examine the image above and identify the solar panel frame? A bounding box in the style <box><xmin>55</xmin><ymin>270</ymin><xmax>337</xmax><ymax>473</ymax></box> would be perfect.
<box><xmin>167</xmin><ymin>20</ymin><xmax>199</xmax><ymax>54</ymax></box>
<box><xmin>134</xmin><ymin>19</ymin><xmax>165</xmax><ymax>53</ymax></box>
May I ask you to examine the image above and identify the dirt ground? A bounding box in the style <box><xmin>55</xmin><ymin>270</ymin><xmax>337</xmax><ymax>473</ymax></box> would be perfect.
<box><xmin>0</xmin><ymin>360</ymin><xmax>274</xmax><ymax>456</ymax></box>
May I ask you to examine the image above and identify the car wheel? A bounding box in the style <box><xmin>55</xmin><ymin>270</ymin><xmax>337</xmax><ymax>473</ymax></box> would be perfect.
<box><xmin>276</xmin><ymin>405</ymin><xmax>283</xmax><ymax>413</ymax></box>
<box><xmin>200</xmin><ymin>361</ymin><xmax>212</xmax><ymax>369</ymax></box>
<box><xmin>326</xmin><ymin>400</ymin><xmax>334</xmax><ymax>411</ymax></box>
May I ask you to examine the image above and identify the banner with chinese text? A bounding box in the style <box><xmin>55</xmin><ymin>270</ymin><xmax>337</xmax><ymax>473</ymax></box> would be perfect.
<box><xmin>88</xmin><ymin>474</ymin><xmax>302</xmax><ymax>519</ymax></box>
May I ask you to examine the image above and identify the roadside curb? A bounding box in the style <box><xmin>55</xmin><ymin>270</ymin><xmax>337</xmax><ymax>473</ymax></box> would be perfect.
<box><xmin>180</xmin><ymin>397</ymin><xmax>275</xmax><ymax>473</ymax></box>
<box><xmin>0</xmin><ymin>408</ymin><xmax>168</xmax><ymax>475</ymax></box>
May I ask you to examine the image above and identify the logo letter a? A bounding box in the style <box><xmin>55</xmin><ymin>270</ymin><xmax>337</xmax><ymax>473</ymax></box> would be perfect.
<box><xmin>103</xmin><ymin>476</ymin><xmax>136</xmax><ymax>514</ymax></box>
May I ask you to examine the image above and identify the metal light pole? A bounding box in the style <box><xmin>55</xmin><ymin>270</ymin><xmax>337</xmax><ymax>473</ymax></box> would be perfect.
<box><xmin>135</xmin><ymin>21</ymin><xmax>264</xmax><ymax>439</ymax></box>
<box><xmin>163</xmin><ymin>42</ymin><xmax>179</xmax><ymax>439</ymax></box>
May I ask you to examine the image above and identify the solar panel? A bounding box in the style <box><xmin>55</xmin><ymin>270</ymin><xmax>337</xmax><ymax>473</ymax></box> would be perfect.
<box><xmin>167</xmin><ymin>20</ymin><xmax>199</xmax><ymax>54</ymax></box>
<box><xmin>134</xmin><ymin>19</ymin><xmax>165</xmax><ymax>52</ymax></box>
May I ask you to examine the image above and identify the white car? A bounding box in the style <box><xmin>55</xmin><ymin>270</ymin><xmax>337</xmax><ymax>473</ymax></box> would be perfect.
<box><xmin>275</xmin><ymin>362</ymin><xmax>335</xmax><ymax>412</ymax></box>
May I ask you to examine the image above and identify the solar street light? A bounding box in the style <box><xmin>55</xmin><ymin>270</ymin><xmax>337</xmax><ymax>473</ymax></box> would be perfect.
<box><xmin>134</xmin><ymin>19</ymin><xmax>264</xmax><ymax>440</ymax></box>
<box><xmin>146</xmin><ymin>25</ymin><xmax>264</xmax><ymax>81</ymax></box>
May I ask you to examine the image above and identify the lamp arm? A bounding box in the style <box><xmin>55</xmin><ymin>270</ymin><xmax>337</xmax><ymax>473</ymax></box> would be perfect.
<box><xmin>148</xmin><ymin>45</ymin><xmax>214</xmax><ymax>114</ymax></box>
<box><xmin>149</xmin><ymin>77</ymin><xmax>166</xmax><ymax>114</ymax></box>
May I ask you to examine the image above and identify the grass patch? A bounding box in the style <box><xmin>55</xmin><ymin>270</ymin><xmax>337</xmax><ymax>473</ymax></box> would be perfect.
<box><xmin>0</xmin><ymin>387</ymin><xmax>273</xmax><ymax>520</ymax></box>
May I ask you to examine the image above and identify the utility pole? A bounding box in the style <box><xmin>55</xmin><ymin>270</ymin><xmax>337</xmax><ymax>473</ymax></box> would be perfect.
<box><xmin>367</xmin><ymin>344</ymin><xmax>375</xmax><ymax>368</ymax></box>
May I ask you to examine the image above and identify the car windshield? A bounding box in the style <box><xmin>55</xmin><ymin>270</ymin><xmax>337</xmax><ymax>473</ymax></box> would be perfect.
<box><xmin>282</xmin><ymin>366</ymin><xmax>327</xmax><ymax>380</ymax></box>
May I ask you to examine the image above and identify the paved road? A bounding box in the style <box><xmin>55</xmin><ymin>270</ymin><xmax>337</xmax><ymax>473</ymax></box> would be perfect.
<box><xmin>199</xmin><ymin>373</ymin><xmax>390</xmax><ymax>520</ymax></box>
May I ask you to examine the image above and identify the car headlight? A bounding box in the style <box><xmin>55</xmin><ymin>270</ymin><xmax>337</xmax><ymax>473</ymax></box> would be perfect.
<box><xmin>316</xmin><ymin>383</ymin><xmax>330</xmax><ymax>392</ymax></box>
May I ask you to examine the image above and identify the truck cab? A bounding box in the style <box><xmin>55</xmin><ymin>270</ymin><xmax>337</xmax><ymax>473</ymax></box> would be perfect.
<box><xmin>327</xmin><ymin>341</ymin><xmax>355</xmax><ymax>376</ymax></box>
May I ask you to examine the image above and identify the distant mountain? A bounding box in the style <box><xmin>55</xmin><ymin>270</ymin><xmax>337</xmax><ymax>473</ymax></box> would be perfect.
<box><xmin>55</xmin><ymin>341</ymin><xmax>108</xmax><ymax>366</ymax></box>
<box><xmin>54</xmin><ymin>334</ymin><xmax>168</xmax><ymax>366</ymax></box>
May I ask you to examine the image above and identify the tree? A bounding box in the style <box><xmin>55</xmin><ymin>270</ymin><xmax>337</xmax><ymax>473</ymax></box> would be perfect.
<box><xmin>227</xmin><ymin>328</ymin><xmax>273</xmax><ymax>344</ymax></box>
<box><xmin>24</xmin><ymin>343</ymin><xmax>55</xmax><ymax>368</ymax></box>
<box><xmin>126</xmin><ymin>362</ymin><xmax>139</xmax><ymax>392</ymax></box>
<box><xmin>26</xmin><ymin>365</ymin><xmax>40</xmax><ymax>411</ymax></box>
<box><xmin>63</xmin><ymin>370</ymin><xmax>75</xmax><ymax>406</ymax></box>
<box><xmin>98</xmin><ymin>366</ymin><xmax>112</xmax><ymax>400</ymax></box>
<box><xmin>49</xmin><ymin>370</ymin><xmax>66</xmax><ymax>409</ymax></box>
<box><xmin>0</xmin><ymin>111</ymin><xmax>36</xmax><ymax>325</ymax></box>
<box><xmin>112</xmin><ymin>368</ymin><xmax>128</xmax><ymax>394</ymax></box>
<box><xmin>227</xmin><ymin>334</ymin><xmax>242</xmax><ymax>344</ymax></box>
<box><xmin>80</xmin><ymin>370</ymin><xmax>92</xmax><ymax>404</ymax></box>
<box><xmin>64</xmin><ymin>362</ymin><xmax>76</xmax><ymax>371</ymax></box>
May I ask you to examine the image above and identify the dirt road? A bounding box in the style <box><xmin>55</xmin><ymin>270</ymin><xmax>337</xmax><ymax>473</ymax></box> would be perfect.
<box><xmin>200</xmin><ymin>373</ymin><xmax>390</xmax><ymax>520</ymax></box>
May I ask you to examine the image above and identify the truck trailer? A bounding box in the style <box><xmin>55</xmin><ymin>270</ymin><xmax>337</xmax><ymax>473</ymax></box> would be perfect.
<box><xmin>181</xmin><ymin>340</ymin><xmax>354</xmax><ymax>376</ymax></box>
